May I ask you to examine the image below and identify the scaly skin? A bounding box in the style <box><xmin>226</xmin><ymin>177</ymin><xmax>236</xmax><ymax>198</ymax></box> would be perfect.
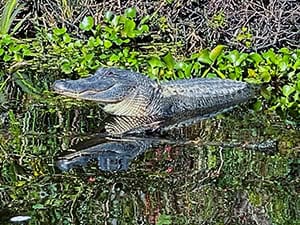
<box><xmin>53</xmin><ymin>68</ymin><xmax>254</xmax><ymax>135</ymax></box>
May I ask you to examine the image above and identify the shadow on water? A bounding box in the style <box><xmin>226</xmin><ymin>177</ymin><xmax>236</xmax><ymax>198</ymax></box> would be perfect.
<box><xmin>0</xmin><ymin>101</ymin><xmax>299</xmax><ymax>224</ymax></box>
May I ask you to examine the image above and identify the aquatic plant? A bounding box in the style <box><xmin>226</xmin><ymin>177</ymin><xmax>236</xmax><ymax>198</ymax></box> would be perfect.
<box><xmin>0</xmin><ymin>15</ymin><xmax>299</xmax><ymax>123</ymax></box>
<box><xmin>0</xmin><ymin>0</ymin><xmax>25</xmax><ymax>35</ymax></box>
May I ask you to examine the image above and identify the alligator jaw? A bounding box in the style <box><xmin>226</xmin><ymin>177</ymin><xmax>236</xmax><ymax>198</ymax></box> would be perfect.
<box><xmin>53</xmin><ymin>76</ymin><xmax>133</xmax><ymax>103</ymax></box>
<box><xmin>53</xmin><ymin>68</ymin><xmax>159</xmax><ymax>117</ymax></box>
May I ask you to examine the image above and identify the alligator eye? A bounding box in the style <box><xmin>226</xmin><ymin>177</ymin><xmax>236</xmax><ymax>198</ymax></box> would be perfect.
<box><xmin>167</xmin><ymin>105</ymin><xmax>175</xmax><ymax>113</ymax></box>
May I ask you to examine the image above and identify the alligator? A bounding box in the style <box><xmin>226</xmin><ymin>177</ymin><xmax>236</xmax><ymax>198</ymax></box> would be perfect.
<box><xmin>53</xmin><ymin>67</ymin><xmax>254</xmax><ymax>136</ymax></box>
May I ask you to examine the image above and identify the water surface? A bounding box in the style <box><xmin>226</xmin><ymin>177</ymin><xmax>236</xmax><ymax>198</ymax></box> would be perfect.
<box><xmin>0</xmin><ymin>101</ymin><xmax>299</xmax><ymax>224</ymax></box>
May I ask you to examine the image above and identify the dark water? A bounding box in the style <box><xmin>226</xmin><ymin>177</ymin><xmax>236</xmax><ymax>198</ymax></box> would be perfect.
<box><xmin>0</xmin><ymin>101</ymin><xmax>299</xmax><ymax>224</ymax></box>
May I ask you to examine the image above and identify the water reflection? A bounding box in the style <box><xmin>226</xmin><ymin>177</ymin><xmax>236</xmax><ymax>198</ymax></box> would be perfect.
<box><xmin>57</xmin><ymin>135</ymin><xmax>156</xmax><ymax>172</ymax></box>
<box><xmin>56</xmin><ymin>133</ymin><xmax>278</xmax><ymax>172</ymax></box>
<box><xmin>1</xmin><ymin>103</ymin><xmax>299</xmax><ymax>224</ymax></box>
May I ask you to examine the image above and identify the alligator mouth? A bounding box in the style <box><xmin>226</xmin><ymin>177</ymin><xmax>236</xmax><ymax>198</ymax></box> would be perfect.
<box><xmin>52</xmin><ymin>67</ymin><xmax>156</xmax><ymax>105</ymax></box>
<box><xmin>53</xmin><ymin>79</ymin><xmax>131</xmax><ymax>103</ymax></box>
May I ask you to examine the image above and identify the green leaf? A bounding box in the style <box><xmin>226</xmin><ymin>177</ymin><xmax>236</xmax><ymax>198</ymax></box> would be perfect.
<box><xmin>84</xmin><ymin>53</ymin><xmax>94</xmax><ymax>63</ymax></box>
<box><xmin>227</xmin><ymin>50</ymin><xmax>239</xmax><ymax>66</ymax></box>
<box><xmin>293</xmin><ymin>92</ymin><xmax>299</xmax><ymax>101</ymax></box>
<box><xmin>114</xmin><ymin>38</ymin><xmax>124</xmax><ymax>45</ymax></box>
<box><xmin>261</xmin><ymin>71</ymin><xmax>271</xmax><ymax>83</ymax></box>
<box><xmin>263</xmin><ymin>49</ymin><xmax>277</xmax><ymax>64</ymax></box>
<box><xmin>1</xmin><ymin>34</ymin><xmax>12</xmax><ymax>45</ymax></box>
<box><xmin>138</xmin><ymin>24</ymin><xmax>149</xmax><ymax>33</ymax></box>
<box><xmin>79</xmin><ymin>16</ymin><xmax>94</xmax><ymax>31</ymax></box>
<box><xmin>174</xmin><ymin>62</ymin><xmax>193</xmax><ymax>78</ymax></box>
<box><xmin>162</xmin><ymin>52</ymin><xmax>175</xmax><ymax>70</ymax></box>
<box><xmin>202</xmin><ymin>68</ymin><xmax>211</xmax><ymax>77</ymax></box>
<box><xmin>293</xmin><ymin>59</ymin><xmax>300</xmax><ymax>70</ymax></box>
<box><xmin>175</xmin><ymin>62</ymin><xmax>185</xmax><ymax>70</ymax></box>
<box><xmin>124</xmin><ymin>19</ymin><xmax>136</xmax><ymax>37</ymax></box>
<box><xmin>244</xmin><ymin>77</ymin><xmax>262</xmax><ymax>84</ymax></box>
<box><xmin>22</xmin><ymin>47</ymin><xmax>33</xmax><ymax>56</ymax></box>
<box><xmin>74</xmin><ymin>40</ymin><xmax>83</xmax><ymax>47</ymax></box>
<box><xmin>282</xmin><ymin>85</ymin><xmax>295</xmax><ymax>97</ymax></box>
<box><xmin>191</xmin><ymin>62</ymin><xmax>203</xmax><ymax>75</ymax></box>
<box><xmin>53</xmin><ymin>27</ymin><xmax>66</xmax><ymax>36</ymax></box>
<box><xmin>190</xmin><ymin>52</ymin><xmax>200</xmax><ymax>60</ymax></box>
<box><xmin>13</xmin><ymin>72</ymin><xmax>40</xmax><ymax>95</ymax></box>
<box><xmin>109</xmin><ymin>54</ymin><xmax>120</xmax><ymax>62</ymax></box>
<box><xmin>125</xmin><ymin>8</ymin><xmax>136</xmax><ymax>19</ymax></box>
<box><xmin>61</xmin><ymin>62</ymin><xmax>72</xmax><ymax>74</ymax></box>
<box><xmin>296</xmin><ymin>80</ymin><xmax>300</xmax><ymax>91</ymax></box>
<box><xmin>175</xmin><ymin>62</ymin><xmax>192</xmax><ymax>78</ymax></box>
<box><xmin>100</xmin><ymin>54</ymin><xmax>109</xmax><ymax>59</ymax></box>
<box><xmin>253</xmin><ymin>100</ymin><xmax>262</xmax><ymax>111</ymax></box>
<box><xmin>198</xmin><ymin>49</ymin><xmax>212</xmax><ymax>65</ymax></box>
<box><xmin>10</xmin><ymin>43</ymin><xmax>22</xmax><ymax>52</ymax></box>
<box><xmin>206</xmin><ymin>73</ymin><xmax>217</xmax><ymax>78</ymax></box>
<box><xmin>247</xmin><ymin>68</ymin><xmax>256</xmax><ymax>77</ymax></box>
<box><xmin>3</xmin><ymin>54</ymin><xmax>11</xmax><ymax>62</ymax></box>
<box><xmin>279</xmin><ymin>48</ymin><xmax>290</xmax><ymax>54</ymax></box>
<box><xmin>279</xmin><ymin>96</ymin><xmax>289</xmax><ymax>106</ymax></box>
<box><xmin>261</xmin><ymin>87</ymin><xmax>272</xmax><ymax>100</ymax></box>
<box><xmin>87</xmin><ymin>36</ymin><xmax>95</xmax><ymax>47</ymax></box>
<box><xmin>212</xmin><ymin>67</ymin><xmax>226</xmax><ymax>79</ymax></box>
<box><xmin>278</xmin><ymin>61</ymin><xmax>288</xmax><ymax>72</ymax></box>
<box><xmin>148</xmin><ymin>56</ymin><xmax>164</xmax><ymax>68</ymax></box>
<box><xmin>63</xmin><ymin>33</ymin><xmax>71</xmax><ymax>43</ymax></box>
<box><xmin>103</xmin><ymin>40</ymin><xmax>112</xmax><ymax>49</ymax></box>
<box><xmin>236</xmin><ymin>53</ymin><xmax>248</xmax><ymax>66</ymax></box>
<box><xmin>209</xmin><ymin>45</ymin><xmax>225</xmax><ymax>61</ymax></box>
<box><xmin>0</xmin><ymin>0</ymin><xmax>19</xmax><ymax>34</ymax></box>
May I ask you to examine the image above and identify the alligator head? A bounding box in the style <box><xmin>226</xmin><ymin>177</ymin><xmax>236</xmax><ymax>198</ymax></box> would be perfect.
<box><xmin>53</xmin><ymin>68</ymin><xmax>161</xmax><ymax>119</ymax></box>
<box><xmin>53</xmin><ymin>68</ymin><xmax>156</xmax><ymax>103</ymax></box>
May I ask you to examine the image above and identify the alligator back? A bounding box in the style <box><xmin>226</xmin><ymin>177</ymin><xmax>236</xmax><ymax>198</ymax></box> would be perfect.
<box><xmin>154</xmin><ymin>78</ymin><xmax>254</xmax><ymax>130</ymax></box>
<box><xmin>163</xmin><ymin>77</ymin><xmax>251</xmax><ymax>98</ymax></box>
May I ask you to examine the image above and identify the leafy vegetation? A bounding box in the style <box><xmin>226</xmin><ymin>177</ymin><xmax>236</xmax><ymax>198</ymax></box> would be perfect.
<box><xmin>0</xmin><ymin>5</ymin><xmax>299</xmax><ymax>225</ymax></box>
<box><xmin>0</xmin><ymin>0</ymin><xmax>25</xmax><ymax>35</ymax></box>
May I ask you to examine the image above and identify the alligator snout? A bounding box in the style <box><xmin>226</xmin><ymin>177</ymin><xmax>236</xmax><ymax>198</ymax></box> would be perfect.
<box><xmin>53</xmin><ymin>79</ymin><xmax>70</xmax><ymax>93</ymax></box>
<box><xmin>52</xmin><ymin>75</ymin><xmax>133</xmax><ymax>103</ymax></box>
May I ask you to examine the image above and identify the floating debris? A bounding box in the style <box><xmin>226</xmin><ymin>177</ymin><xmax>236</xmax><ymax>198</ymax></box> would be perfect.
<box><xmin>9</xmin><ymin>215</ymin><xmax>31</xmax><ymax>223</ymax></box>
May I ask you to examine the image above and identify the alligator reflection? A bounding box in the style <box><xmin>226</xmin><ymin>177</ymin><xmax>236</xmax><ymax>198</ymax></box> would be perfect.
<box><xmin>56</xmin><ymin>134</ymin><xmax>278</xmax><ymax>172</ymax></box>
<box><xmin>57</xmin><ymin>135</ymin><xmax>157</xmax><ymax>171</ymax></box>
